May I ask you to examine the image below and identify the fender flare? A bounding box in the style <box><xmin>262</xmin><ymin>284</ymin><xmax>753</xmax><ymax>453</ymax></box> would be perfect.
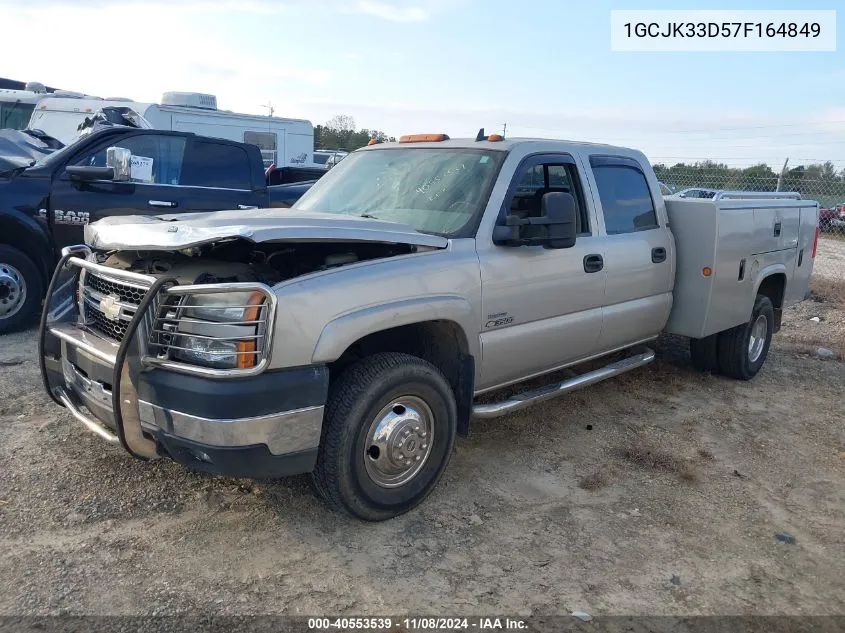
<box><xmin>311</xmin><ymin>295</ymin><xmax>477</xmax><ymax>364</ymax></box>
<box><xmin>0</xmin><ymin>208</ymin><xmax>54</xmax><ymax>285</ymax></box>
<box><xmin>753</xmin><ymin>263</ymin><xmax>787</xmax><ymax>298</ymax></box>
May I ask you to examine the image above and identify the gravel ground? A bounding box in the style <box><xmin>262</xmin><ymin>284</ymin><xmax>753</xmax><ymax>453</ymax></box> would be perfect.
<box><xmin>0</xmin><ymin>281</ymin><xmax>843</xmax><ymax>620</ymax></box>
<box><xmin>815</xmin><ymin>237</ymin><xmax>845</xmax><ymax>281</ymax></box>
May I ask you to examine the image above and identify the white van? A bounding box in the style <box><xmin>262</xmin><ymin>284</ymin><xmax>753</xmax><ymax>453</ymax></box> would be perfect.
<box><xmin>27</xmin><ymin>92</ymin><xmax>315</xmax><ymax>167</ymax></box>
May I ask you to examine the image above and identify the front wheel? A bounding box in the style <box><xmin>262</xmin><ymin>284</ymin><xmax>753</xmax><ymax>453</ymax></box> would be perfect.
<box><xmin>717</xmin><ymin>295</ymin><xmax>775</xmax><ymax>380</ymax></box>
<box><xmin>0</xmin><ymin>245</ymin><xmax>43</xmax><ymax>335</ymax></box>
<box><xmin>312</xmin><ymin>352</ymin><xmax>457</xmax><ymax>521</ymax></box>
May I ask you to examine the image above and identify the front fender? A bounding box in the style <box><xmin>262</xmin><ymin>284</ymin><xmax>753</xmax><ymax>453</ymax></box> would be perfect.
<box><xmin>311</xmin><ymin>295</ymin><xmax>477</xmax><ymax>363</ymax></box>
<box><xmin>0</xmin><ymin>206</ymin><xmax>54</xmax><ymax>283</ymax></box>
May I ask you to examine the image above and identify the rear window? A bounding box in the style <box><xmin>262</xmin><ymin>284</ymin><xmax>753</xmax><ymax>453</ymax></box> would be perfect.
<box><xmin>182</xmin><ymin>141</ymin><xmax>252</xmax><ymax>189</ymax></box>
<box><xmin>591</xmin><ymin>159</ymin><xmax>659</xmax><ymax>234</ymax></box>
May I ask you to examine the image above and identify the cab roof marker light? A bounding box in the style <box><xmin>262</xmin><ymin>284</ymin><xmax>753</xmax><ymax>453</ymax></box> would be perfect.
<box><xmin>399</xmin><ymin>134</ymin><xmax>450</xmax><ymax>143</ymax></box>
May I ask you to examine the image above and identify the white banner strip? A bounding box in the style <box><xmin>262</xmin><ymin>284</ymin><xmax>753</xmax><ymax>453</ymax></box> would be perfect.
<box><xmin>611</xmin><ymin>10</ymin><xmax>836</xmax><ymax>52</ymax></box>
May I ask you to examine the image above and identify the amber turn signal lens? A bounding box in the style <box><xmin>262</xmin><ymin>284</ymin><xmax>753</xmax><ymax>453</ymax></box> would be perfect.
<box><xmin>237</xmin><ymin>292</ymin><xmax>266</xmax><ymax>369</ymax></box>
<box><xmin>702</xmin><ymin>267</ymin><xmax>713</xmax><ymax>277</ymax></box>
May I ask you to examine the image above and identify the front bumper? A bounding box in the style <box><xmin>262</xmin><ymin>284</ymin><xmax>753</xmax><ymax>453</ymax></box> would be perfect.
<box><xmin>39</xmin><ymin>252</ymin><xmax>328</xmax><ymax>479</ymax></box>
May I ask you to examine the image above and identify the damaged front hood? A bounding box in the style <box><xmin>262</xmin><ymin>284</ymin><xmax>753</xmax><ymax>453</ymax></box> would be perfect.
<box><xmin>84</xmin><ymin>208</ymin><xmax>449</xmax><ymax>250</ymax></box>
<box><xmin>0</xmin><ymin>129</ymin><xmax>62</xmax><ymax>173</ymax></box>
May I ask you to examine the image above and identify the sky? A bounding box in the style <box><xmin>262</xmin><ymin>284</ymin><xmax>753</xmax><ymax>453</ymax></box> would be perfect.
<box><xmin>1</xmin><ymin>0</ymin><xmax>843</xmax><ymax>169</ymax></box>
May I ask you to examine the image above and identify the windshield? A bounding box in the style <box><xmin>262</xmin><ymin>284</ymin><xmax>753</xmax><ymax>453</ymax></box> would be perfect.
<box><xmin>293</xmin><ymin>147</ymin><xmax>505</xmax><ymax>236</ymax></box>
<box><xmin>32</xmin><ymin>138</ymin><xmax>78</xmax><ymax>168</ymax></box>
<box><xmin>0</xmin><ymin>102</ymin><xmax>36</xmax><ymax>131</ymax></box>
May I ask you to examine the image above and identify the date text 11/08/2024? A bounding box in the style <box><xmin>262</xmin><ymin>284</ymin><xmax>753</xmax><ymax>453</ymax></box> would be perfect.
<box><xmin>308</xmin><ymin>617</ymin><xmax>528</xmax><ymax>630</ymax></box>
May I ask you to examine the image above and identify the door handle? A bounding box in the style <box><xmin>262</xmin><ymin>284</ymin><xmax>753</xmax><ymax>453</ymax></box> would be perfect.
<box><xmin>651</xmin><ymin>247</ymin><xmax>667</xmax><ymax>263</ymax></box>
<box><xmin>583</xmin><ymin>254</ymin><xmax>603</xmax><ymax>273</ymax></box>
<box><xmin>773</xmin><ymin>221</ymin><xmax>782</xmax><ymax>237</ymax></box>
<box><xmin>148</xmin><ymin>200</ymin><xmax>177</xmax><ymax>208</ymax></box>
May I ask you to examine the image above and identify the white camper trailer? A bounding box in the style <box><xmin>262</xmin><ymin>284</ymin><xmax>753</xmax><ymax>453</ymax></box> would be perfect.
<box><xmin>27</xmin><ymin>92</ymin><xmax>314</xmax><ymax>167</ymax></box>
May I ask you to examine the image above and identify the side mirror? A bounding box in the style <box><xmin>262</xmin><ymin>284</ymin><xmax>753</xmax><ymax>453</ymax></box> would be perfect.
<box><xmin>106</xmin><ymin>146</ymin><xmax>131</xmax><ymax>181</ymax></box>
<box><xmin>66</xmin><ymin>166</ymin><xmax>114</xmax><ymax>181</ymax></box>
<box><xmin>493</xmin><ymin>192</ymin><xmax>578</xmax><ymax>249</ymax></box>
<box><xmin>65</xmin><ymin>146</ymin><xmax>132</xmax><ymax>182</ymax></box>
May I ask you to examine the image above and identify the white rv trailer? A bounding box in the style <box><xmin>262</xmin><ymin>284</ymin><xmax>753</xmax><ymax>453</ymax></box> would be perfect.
<box><xmin>27</xmin><ymin>91</ymin><xmax>314</xmax><ymax>167</ymax></box>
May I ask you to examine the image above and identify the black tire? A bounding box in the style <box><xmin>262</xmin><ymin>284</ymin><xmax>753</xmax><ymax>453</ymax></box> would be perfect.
<box><xmin>312</xmin><ymin>352</ymin><xmax>457</xmax><ymax>521</ymax></box>
<box><xmin>717</xmin><ymin>295</ymin><xmax>775</xmax><ymax>380</ymax></box>
<box><xmin>0</xmin><ymin>245</ymin><xmax>43</xmax><ymax>335</ymax></box>
<box><xmin>689</xmin><ymin>334</ymin><xmax>720</xmax><ymax>373</ymax></box>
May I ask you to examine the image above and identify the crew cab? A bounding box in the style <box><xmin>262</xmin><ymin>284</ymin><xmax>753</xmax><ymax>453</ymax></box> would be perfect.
<box><xmin>38</xmin><ymin>133</ymin><xmax>820</xmax><ymax>521</ymax></box>
<box><xmin>0</xmin><ymin>126</ymin><xmax>317</xmax><ymax>332</ymax></box>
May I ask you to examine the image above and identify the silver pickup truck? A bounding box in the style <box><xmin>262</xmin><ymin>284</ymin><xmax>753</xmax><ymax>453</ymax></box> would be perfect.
<box><xmin>38</xmin><ymin>133</ymin><xmax>820</xmax><ymax>520</ymax></box>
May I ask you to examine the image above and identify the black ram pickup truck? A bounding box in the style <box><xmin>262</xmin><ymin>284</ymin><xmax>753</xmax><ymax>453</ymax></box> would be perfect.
<box><xmin>0</xmin><ymin>126</ymin><xmax>317</xmax><ymax>332</ymax></box>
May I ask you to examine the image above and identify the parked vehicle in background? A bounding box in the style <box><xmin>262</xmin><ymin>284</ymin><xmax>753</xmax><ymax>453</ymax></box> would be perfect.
<box><xmin>0</xmin><ymin>125</ymin><xmax>317</xmax><ymax>332</ymax></box>
<box><xmin>0</xmin><ymin>86</ymin><xmax>48</xmax><ymax>131</ymax></box>
<box><xmin>674</xmin><ymin>187</ymin><xmax>719</xmax><ymax>199</ymax></box>
<box><xmin>314</xmin><ymin>149</ymin><xmax>349</xmax><ymax>170</ymax></box>
<box><xmin>28</xmin><ymin>92</ymin><xmax>315</xmax><ymax>168</ymax></box>
<box><xmin>38</xmin><ymin>133</ymin><xmax>819</xmax><ymax>520</ymax></box>
<box><xmin>819</xmin><ymin>204</ymin><xmax>845</xmax><ymax>231</ymax></box>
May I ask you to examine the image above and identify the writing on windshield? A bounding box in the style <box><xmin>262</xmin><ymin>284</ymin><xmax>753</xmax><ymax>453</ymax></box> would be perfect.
<box><xmin>294</xmin><ymin>147</ymin><xmax>504</xmax><ymax>236</ymax></box>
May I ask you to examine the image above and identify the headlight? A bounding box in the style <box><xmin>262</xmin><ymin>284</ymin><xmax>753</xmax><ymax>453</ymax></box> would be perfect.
<box><xmin>180</xmin><ymin>291</ymin><xmax>260</xmax><ymax>323</ymax></box>
<box><xmin>149</xmin><ymin>287</ymin><xmax>272</xmax><ymax>373</ymax></box>
<box><xmin>171</xmin><ymin>336</ymin><xmax>244</xmax><ymax>370</ymax></box>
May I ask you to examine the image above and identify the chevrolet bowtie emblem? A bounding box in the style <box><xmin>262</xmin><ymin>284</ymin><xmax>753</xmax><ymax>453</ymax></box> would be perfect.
<box><xmin>99</xmin><ymin>294</ymin><xmax>122</xmax><ymax>321</ymax></box>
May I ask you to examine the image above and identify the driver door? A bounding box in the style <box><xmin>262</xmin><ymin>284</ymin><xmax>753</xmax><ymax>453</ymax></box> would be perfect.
<box><xmin>48</xmin><ymin>132</ymin><xmax>190</xmax><ymax>250</ymax></box>
<box><xmin>475</xmin><ymin>154</ymin><xmax>606</xmax><ymax>391</ymax></box>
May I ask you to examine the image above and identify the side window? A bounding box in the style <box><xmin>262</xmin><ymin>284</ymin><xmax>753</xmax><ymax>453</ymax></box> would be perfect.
<box><xmin>591</xmin><ymin>162</ymin><xmax>659</xmax><ymax>234</ymax></box>
<box><xmin>243</xmin><ymin>131</ymin><xmax>277</xmax><ymax>167</ymax></box>
<box><xmin>504</xmin><ymin>160</ymin><xmax>589</xmax><ymax>235</ymax></box>
<box><xmin>74</xmin><ymin>135</ymin><xmax>186</xmax><ymax>185</ymax></box>
<box><xmin>181</xmin><ymin>141</ymin><xmax>252</xmax><ymax>190</ymax></box>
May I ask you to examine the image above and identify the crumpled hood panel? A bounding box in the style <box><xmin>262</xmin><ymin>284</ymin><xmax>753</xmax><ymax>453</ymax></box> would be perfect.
<box><xmin>84</xmin><ymin>208</ymin><xmax>449</xmax><ymax>251</ymax></box>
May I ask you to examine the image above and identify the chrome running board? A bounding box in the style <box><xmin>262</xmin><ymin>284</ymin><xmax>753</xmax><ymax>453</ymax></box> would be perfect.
<box><xmin>472</xmin><ymin>347</ymin><xmax>656</xmax><ymax>419</ymax></box>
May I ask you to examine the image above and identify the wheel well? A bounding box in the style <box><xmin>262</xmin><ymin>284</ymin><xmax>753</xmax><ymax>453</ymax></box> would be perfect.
<box><xmin>329</xmin><ymin>321</ymin><xmax>476</xmax><ymax>437</ymax></box>
<box><xmin>0</xmin><ymin>222</ymin><xmax>53</xmax><ymax>289</ymax></box>
<box><xmin>757</xmin><ymin>273</ymin><xmax>786</xmax><ymax>331</ymax></box>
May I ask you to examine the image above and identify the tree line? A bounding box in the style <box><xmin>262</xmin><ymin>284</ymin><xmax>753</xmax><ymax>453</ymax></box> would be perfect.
<box><xmin>653</xmin><ymin>160</ymin><xmax>845</xmax><ymax>206</ymax></box>
<box><xmin>314</xmin><ymin>114</ymin><xmax>395</xmax><ymax>152</ymax></box>
<box><xmin>314</xmin><ymin>114</ymin><xmax>845</xmax><ymax>205</ymax></box>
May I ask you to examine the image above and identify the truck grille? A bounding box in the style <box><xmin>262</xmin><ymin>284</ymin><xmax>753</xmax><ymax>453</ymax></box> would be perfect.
<box><xmin>80</xmin><ymin>272</ymin><xmax>150</xmax><ymax>342</ymax></box>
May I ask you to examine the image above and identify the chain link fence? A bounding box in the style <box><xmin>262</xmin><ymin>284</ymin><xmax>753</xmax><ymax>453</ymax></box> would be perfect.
<box><xmin>657</xmin><ymin>171</ymin><xmax>845</xmax><ymax>281</ymax></box>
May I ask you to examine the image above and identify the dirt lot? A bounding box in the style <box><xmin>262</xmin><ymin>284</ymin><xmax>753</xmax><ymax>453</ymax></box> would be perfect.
<box><xmin>816</xmin><ymin>236</ymin><xmax>845</xmax><ymax>281</ymax></box>
<box><xmin>0</xmin><ymin>280</ymin><xmax>843</xmax><ymax>619</ymax></box>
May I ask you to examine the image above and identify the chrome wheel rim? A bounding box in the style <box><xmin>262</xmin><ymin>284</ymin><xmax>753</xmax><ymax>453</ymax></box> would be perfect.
<box><xmin>0</xmin><ymin>263</ymin><xmax>26</xmax><ymax>319</ymax></box>
<box><xmin>364</xmin><ymin>396</ymin><xmax>434</xmax><ymax>488</ymax></box>
<box><xmin>748</xmin><ymin>314</ymin><xmax>768</xmax><ymax>363</ymax></box>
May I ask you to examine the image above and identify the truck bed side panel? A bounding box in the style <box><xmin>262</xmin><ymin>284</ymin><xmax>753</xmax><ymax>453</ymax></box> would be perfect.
<box><xmin>662</xmin><ymin>199</ymin><xmax>723</xmax><ymax>338</ymax></box>
<box><xmin>665</xmin><ymin>198</ymin><xmax>817</xmax><ymax>339</ymax></box>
